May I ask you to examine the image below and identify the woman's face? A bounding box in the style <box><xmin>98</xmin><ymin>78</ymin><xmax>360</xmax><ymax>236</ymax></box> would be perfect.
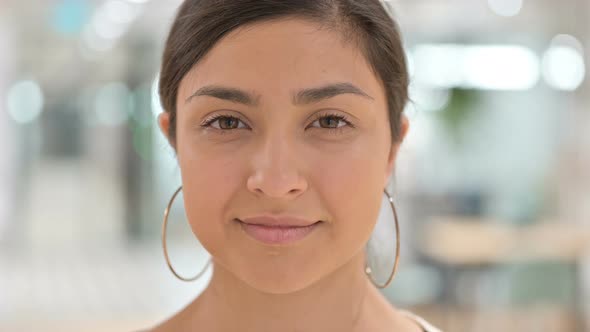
<box><xmin>159</xmin><ymin>18</ymin><xmax>408</xmax><ymax>294</ymax></box>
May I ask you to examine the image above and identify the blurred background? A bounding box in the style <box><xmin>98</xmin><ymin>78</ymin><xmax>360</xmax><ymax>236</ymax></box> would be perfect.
<box><xmin>1</xmin><ymin>0</ymin><xmax>589</xmax><ymax>331</ymax></box>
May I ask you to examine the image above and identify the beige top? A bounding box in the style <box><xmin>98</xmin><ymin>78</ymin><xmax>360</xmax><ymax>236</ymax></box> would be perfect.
<box><xmin>398</xmin><ymin>309</ymin><xmax>443</xmax><ymax>332</ymax></box>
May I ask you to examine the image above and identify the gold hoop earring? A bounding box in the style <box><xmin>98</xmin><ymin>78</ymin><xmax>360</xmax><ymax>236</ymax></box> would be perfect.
<box><xmin>364</xmin><ymin>189</ymin><xmax>401</xmax><ymax>289</ymax></box>
<box><xmin>162</xmin><ymin>185</ymin><xmax>211</xmax><ymax>282</ymax></box>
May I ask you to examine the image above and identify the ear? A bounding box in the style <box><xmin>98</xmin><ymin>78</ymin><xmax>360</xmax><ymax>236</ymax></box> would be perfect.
<box><xmin>157</xmin><ymin>112</ymin><xmax>174</xmax><ymax>148</ymax></box>
<box><xmin>157</xmin><ymin>112</ymin><xmax>170</xmax><ymax>136</ymax></box>
<box><xmin>384</xmin><ymin>114</ymin><xmax>410</xmax><ymax>187</ymax></box>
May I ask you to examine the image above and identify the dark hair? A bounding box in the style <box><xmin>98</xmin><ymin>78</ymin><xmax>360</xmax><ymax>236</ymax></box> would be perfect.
<box><xmin>158</xmin><ymin>0</ymin><xmax>409</xmax><ymax>147</ymax></box>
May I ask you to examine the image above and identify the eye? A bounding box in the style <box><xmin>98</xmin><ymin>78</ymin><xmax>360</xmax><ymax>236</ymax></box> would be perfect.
<box><xmin>308</xmin><ymin>112</ymin><xmax>354</xmax><ymax>132</ymax></box>
<box><xmin>201</xmin><ymin>114</ymin><xmax>249</xmax><ymax>130</ymax></box>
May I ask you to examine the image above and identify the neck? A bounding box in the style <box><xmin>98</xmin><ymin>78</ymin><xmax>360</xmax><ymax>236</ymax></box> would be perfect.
<box><xmin>186</xmin><ymin>249</ymin><xmax>380</xmax><ymax>332</ymax></box>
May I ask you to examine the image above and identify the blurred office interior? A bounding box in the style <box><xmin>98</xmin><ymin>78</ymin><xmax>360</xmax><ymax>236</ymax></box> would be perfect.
<box><xmin>1</xmin><ymin>0</ymin><xmax>589</xmax><ymax>331</ymax></box>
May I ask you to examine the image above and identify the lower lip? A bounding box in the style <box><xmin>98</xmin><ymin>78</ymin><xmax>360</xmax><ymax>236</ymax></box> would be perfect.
<box><xmin>237</xmin><ymin>219</ymin><xmax>321</xmax><ymax>245</ymax></box>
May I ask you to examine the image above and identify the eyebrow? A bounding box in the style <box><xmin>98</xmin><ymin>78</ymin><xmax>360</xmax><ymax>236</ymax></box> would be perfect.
<box><xmin>184</xmin><ymin>82</ymin><xmax>374</xmax><ymax>106</ymax></box>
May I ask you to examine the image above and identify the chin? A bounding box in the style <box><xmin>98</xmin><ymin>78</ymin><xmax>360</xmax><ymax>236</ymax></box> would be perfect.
<box><xmin>227</xmin><ymin>253</ymin><xmax>327</xmax><ymax>295</ymax></box>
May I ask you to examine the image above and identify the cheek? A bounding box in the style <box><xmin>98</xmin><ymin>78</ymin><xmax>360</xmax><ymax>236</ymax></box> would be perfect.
<box><xmin>177</xmin><ymin>147</ymin><xmax>243</xmax><ymax>255</ymax></box>
<box><xmin>310</xmin><ymin>141</ymin><xmax>387</xmax><ymax>249</ymax></box>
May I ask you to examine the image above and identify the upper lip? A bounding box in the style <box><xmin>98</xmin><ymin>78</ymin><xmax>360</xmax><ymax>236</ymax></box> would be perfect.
<box><xmin>238</xmin><ymin>214</ymin><xmax>320</xmax><ymax>227</ymax></box>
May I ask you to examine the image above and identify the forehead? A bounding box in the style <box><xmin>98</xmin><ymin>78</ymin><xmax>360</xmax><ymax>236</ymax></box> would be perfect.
<box><xmin>177</xmin><ymin>18</ymin><xmax>384</xmax><ymax>104</ymax></box>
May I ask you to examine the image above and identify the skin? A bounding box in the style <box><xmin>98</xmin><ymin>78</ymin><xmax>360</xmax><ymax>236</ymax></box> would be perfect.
<box><xmin>154</xmin><ymin>17</ymin><xmax>415</xmax><ymax>332</ymax></box>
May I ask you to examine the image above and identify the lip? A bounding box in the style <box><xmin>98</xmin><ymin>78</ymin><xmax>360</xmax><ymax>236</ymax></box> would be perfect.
<box><xmin>240</xmin><ymin>215</ymin><xmax>319</xmax><ymax>227</ymax></box>
<box><xmin>236</xmin><ymin>216</ymin><xmax>322</xmax><ymax>245</ymax></box>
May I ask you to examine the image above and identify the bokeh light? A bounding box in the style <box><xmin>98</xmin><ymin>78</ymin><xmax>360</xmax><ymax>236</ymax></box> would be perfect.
<box><xmin>6</xmin><ymin>80</ymin><xmax>44</xmax><ymax>124</ymax></box>
<box><xmin>413</xmin><ymin>44</ymin><xmax>539</xmax><ymax>90</ymax></box>
<box><xmin>487</xmin><ymin>0</ymin><xmax>524</xmax><ymax>17</ymax></box>
<box><xmin>542</xmin><ymin>34</ymin><xmax>586</xmax><ymax>91</ymax></box>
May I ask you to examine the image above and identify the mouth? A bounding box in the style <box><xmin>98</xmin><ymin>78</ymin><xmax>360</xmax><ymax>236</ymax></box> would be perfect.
<box><xmin>235</xmin><ymin>219</ymin><xmax>322</xmax><ymax>245</ymax></box>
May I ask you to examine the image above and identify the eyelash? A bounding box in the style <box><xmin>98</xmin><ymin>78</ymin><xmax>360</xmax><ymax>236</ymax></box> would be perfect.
<box><xmin>200</xmin><ymin>112</ymin><xmax>355</xmax><ymax>134</ymax></box>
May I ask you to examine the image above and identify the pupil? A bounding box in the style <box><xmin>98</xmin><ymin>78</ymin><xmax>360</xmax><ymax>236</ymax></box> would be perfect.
<box><xmin>322</xmin><ymin>117</ymin><xmax>337</xmax><ymax>128</ymax></box>
<box><xmin>222</xmin><ymin>118</ymin><xmax>236</xmax><ymax>129</ymax></box>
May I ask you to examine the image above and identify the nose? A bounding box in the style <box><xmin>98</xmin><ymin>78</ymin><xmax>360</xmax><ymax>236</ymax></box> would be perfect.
<box><xmin>246</xmin><ymin>132</ymin><xmax>308</xmax><ymax>199</ymax></box>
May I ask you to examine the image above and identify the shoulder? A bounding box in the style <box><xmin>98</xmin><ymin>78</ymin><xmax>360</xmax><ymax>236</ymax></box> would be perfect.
<box><xmin>397</xmin><ymin>309</ymin><xmax>444</xmax><ymax>332</ymax></box>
